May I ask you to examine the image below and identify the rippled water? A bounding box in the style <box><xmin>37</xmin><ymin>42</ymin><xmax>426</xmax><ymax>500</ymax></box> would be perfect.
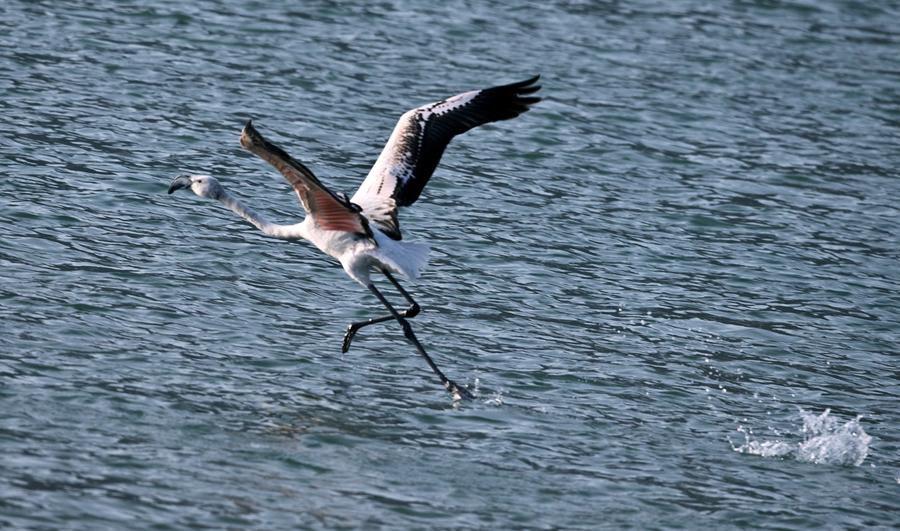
<box><xmin>2</xmin><ymin>1</ymin><xmax>899</xmax><ymax>528</ymax></box>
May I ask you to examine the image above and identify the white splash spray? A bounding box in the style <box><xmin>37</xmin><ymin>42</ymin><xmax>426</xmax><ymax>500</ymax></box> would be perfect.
<box><xmin>731</xmin><ymin>409</ymin><xmax>871</xmax><ymax>466</ymax></box>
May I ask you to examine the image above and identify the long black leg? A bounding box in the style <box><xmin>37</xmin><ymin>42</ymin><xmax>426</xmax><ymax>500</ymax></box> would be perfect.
<box><xmin>341</xmin><ymin>270</ymin><xmax>420</xmax><ymax>353</ymax></box>
<box><xmin>366</xmin><ymin>282</ymin><xmax>473</xmax><ymax>400</ymax></box>
<box><xmin>382</xmin><ymin>270</ymin><xmax>418</xmax><ymax>308</ymax></box>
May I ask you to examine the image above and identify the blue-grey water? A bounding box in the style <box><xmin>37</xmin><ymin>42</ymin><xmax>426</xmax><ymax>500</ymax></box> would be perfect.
<box><xmin>2</xmin><ymin>1</ymin><xmax>899</xmax><ymax>528</ymax></box>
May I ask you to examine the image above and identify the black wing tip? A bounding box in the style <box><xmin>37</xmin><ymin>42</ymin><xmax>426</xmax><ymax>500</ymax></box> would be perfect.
<box><xmin>240</xmin><ymin>118</ymin><xmax>266</xmax><ymax>150</ymax></box>
<box><xmin>512</xmin><ymin>81</ymin><xmax>542</xmax><ymax>113</ymax></box>
<box><xmin>240</xmin><ymin>121</ymin><xmax>293</xmax><ymax>162</ymax></box>
<box><xmin>488</xmin><ymin>74</ymin><xmax>541</xmax><ymax>92</ymax></box>
<box><xmin>509</xmin><ymin>74</ymin><xmax>541</xmax><ymax>90</ymax></box>
<box><xmin>494</xmin><ymin>75</ymin><xmax>542</xmax><ymax>106</ymax></box>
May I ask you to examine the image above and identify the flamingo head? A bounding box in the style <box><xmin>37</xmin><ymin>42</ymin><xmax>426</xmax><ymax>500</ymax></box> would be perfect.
<box><xmin>167</xmin><ymin>174</ymin><xmax>224</xmax><ymax>200</ymax></box>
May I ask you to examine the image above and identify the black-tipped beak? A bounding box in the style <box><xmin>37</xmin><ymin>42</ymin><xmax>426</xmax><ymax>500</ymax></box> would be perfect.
<box><xmin>168</xmin><ymin>175</ymin><xmax>192</xmax><ymax>194</ymax></box>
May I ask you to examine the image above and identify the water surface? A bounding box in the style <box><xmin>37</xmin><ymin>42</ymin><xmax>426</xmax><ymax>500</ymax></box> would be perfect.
<box><xmin>2</xmin><ymin>1</ymin><xmax>899</xmax><ymax>528</ymax></box>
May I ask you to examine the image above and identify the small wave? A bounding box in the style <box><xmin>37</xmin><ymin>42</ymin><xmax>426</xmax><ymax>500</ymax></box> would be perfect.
<box><xmin>731</xmin><ymin>409</ymin><xmax>871</xmax><ymax>467</ymax></box>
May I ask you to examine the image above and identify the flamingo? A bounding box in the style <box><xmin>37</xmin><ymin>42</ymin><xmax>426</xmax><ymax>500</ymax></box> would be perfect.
<box><xmin>168</xmin><ymin>75</ymin><xmax>541</xmax><ymax>399</ymax></box>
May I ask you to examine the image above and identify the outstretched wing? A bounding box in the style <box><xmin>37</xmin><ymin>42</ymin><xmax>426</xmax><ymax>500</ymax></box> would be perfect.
<box><xmin>350</xmin><ymin>75</ymin><xmax>541</xmax><ymax>239</ymax></box>
<box><xmin>240</xmin><ymin>121</ymin><xmax>370</xmax><ymax>236</ymax></box>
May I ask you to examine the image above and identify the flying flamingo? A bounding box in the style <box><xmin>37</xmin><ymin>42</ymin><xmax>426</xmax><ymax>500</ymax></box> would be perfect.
<box><xmin>168</xmin><ymin>76</ymin><xmax>541</xmax><ymax>399</ymax></box>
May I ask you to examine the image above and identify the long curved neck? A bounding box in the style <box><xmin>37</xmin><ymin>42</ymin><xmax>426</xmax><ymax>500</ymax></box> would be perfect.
<box><xmin>217</xmin><ymin>188</ymin><xmax>307</xmax><ymax>240</ymax></box>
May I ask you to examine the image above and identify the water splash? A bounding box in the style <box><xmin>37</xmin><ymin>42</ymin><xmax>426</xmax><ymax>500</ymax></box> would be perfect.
<box><xmin>795</xmin><ymin>409</ymin><xmax>871</xmax><ymax>466</ymax></box>
<box><xmin>731</xmin><ymin>409</ymin><xmax>871</xmax><ymax>466</ymax></box>
<box><xmin>482</xmin><ymin>391</ymin><xmax>504</xmax><ymax>406</ymax></box>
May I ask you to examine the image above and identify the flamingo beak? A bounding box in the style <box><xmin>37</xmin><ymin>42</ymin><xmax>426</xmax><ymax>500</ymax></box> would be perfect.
<box><xmin>168</xmin><ymin>175</ymin><xmax>192</xmax><ymax>194</ymax></box>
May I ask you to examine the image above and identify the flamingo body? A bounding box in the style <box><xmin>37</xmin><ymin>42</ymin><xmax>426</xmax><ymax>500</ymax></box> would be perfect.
<box><xmin>169</xmin><ymin>76</ymin><xmax>541</xmax><ymax>399</ymax></box>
